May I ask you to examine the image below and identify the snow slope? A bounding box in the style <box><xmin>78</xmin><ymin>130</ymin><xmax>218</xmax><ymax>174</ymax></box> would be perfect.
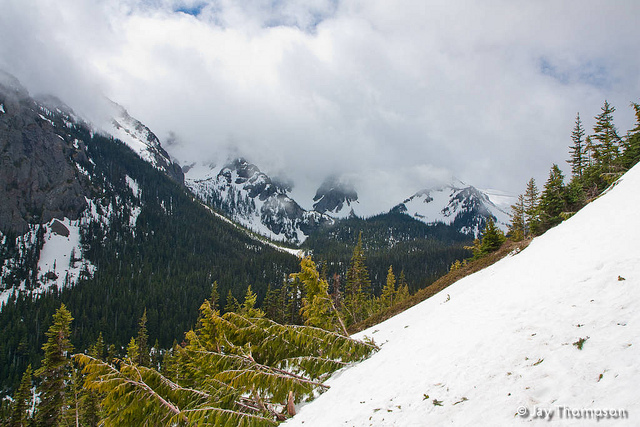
<box><xmin>286</xmin><ymin>164</ymin><xmax>640</xmax><ymax>426</ymax></box>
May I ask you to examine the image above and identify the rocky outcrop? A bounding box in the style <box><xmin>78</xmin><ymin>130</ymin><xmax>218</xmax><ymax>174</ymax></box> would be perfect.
<box><xmin>0</xmin><ymin>72</ymin><xmax>91</xmax><ymax>234</ymax></box>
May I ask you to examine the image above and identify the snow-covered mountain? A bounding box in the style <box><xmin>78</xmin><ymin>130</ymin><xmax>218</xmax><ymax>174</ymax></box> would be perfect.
<box><xmin>186</xmin><ymin>158</ymin><xmax>334</xmax><ymax>244</ymax></box>
<box><xmin>106</xmin><ymin>100</ymin><xmax>184</xmax><ymax>183</ymax></box>
<box><xmin>392</xmin><ymin>179</ymin><xmax>512</xmax><ymax>237</ymax></box>
<box><xmin>286</xmin><ymin>164</ymin><xmax>640</xmax><ymax>426</ymax></box>
<box><xmin>312</xmin><ymin>175</ymin><xmax>359</xmax><ymax>218</ymax></box>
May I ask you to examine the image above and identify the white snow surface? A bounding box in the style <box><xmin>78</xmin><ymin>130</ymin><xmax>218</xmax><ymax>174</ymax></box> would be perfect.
<box><xmin>286</xmin><ymin>164</ymin><xmax>640</xmax><ymax>426</ymax></box>
<box><xmin>1</xmin><ymin>218</ymin><xmax>95</xmax><ymax>308</ymax></box>
<box><xmin>400</xmin><ymin>181</ymin><xmax>511</xmax><ymax>236</ymax></box>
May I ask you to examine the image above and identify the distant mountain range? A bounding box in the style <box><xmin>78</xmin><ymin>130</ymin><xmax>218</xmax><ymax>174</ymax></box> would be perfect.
<box><xmin>0</xmin><ymin>70</ymin><xmax>510</xmax><ymax>392</ymax></box>
<box><xmin>184</xmin><ymin>159</ymin><xmax>511</xmax><ymax>243</ymax></box>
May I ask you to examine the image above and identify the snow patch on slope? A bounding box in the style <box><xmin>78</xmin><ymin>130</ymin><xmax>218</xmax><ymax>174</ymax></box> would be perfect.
<box><xmin>286</xmin><ymin>164</ymin><xmax>640</xmax><ymax>426</ymax></box>
<box><xmin>1</xmin><ymin>218</ymin><xmax>95</xmax><ymax>308</ymax></box>
<box><xmin>36</xmin><ymin>218</ymin><xmax>95</xmax><ymax>294</ymax></box>
<box><xmin>397</xmin><ymin>181</ymin><xmax>511</xmax><ymax>237</ymax></box>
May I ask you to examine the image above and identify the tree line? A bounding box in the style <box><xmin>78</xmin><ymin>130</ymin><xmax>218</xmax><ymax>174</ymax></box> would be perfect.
<box><xmin>509</xmin><ymin>100</ymin><xmax>640</xmax><ymax>240</ymax></box>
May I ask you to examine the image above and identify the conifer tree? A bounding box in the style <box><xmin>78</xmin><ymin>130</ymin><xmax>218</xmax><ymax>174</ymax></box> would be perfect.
<box><xmin>568</xmin><ymin>113</ymin><xmax>587</xmax><ymax>177</ymax></box>
<box><xmin>36</xmin><ymin>304</ymin><xmax>74</xmax><ymax>427</ymax></box>
<box><xmin>238</xmin><ymin>285</ymin><xmax>265</xmax><ymax>318</ymax></box>
<box><xmin>539</xmin><ymin>164</ymin><xmax>567</xmax><ymax>230</ymax></box>
<box><xmin>75</xmin><ymin>302</ymin><xmax>377</xmax><ymax>425</ymax></box>
<box><xmin>475</xmin><ymin>218</ymin><xmax>505</xmax><ymax>258</ymax></box>
<box><xmin>395</xmin><ymin>283</ymin><xmax>410</xmax><ymax>303</ymax></box>
<box><xmin>135</xmin><ymin>309</ymin><xmax>150</xmax><ymax>367</ymax></box>
<box><xmin>344</xmin><ymin>232</ymin><xmax>372</xmax><ymax>324</ymax></box>
<box><xmin>380</xmin><ymin>266</ymin><xmax>397</xmax><ymax>309</ymax></box>
<box><xmin>592</xmin><ymin>100</ymin><xmax>621</xmax><ymax>175</ymax></box>
<box><xmin>524</xmin><ymin>178</ymin><xmax>540</xmax><ymax>235</ymax></box>
<box><xmin>210</xmin><ymin>281</ymin><xmax>220</xmax><ymax>311</ymax></box>
<box><xmin>224</xmin><ymin>290</ymin><xmax>240</xmax><ymax>313</ymax></box>
<box><xmin>9</xmin><ymin>364</ymin><xmax>32</xmax><ymax>427</ymax></box>
<box><xmin>291</xmin><ymin>257</ymin><xmax>347</xmax><ymax>335</ymax></box>
<box><xmin>126</xmin><ymin>337</ymin><xmax>139</xmax><ymax>363</ymax></box>
<box><xmin>80</xmin><ymin>334</ymin><xmax>104</xmax><ymax>427</ymax></box>
<box><xmin>509</xmin><ymin>194</ymin><xmax>526</xmax><ymax>241</ymax></box>
<box><xmin>621</xmin><ymin>102</ymin><xmax>640</xmax><ymax>168</ymax></box>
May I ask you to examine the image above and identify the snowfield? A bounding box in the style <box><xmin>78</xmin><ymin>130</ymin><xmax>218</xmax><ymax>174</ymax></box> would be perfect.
<box><xmin>285</xmin><ymin>164</ymin><xmax>640</xmax><ymax>426</ymax></box>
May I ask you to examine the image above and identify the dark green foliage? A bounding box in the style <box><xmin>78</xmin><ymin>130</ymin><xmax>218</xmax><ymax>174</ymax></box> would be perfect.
<box><xmin>591</xmin><ymin>100</ymin><xmax>621</xmax><ymax>174</ymax></box>
<box><xmin>344</xmin><ymin>233</ymin><xmax>372</xmax><ymax>324</ymax></box>
<box><xmin>36</xmin><ymin>304</ymin><xmax>74</xmax><ymax>427</ymax></box>
<box><xmin>524</xmin><ymin>178</ymin><xmax>540</xmax><ymax>236</ymax></box>
<box><xmin>472</xmin><ymin>218</ymin><xmax>506</xmax><ymax>259</ymax></box>
<box><xmin>302</xmin><ymin>211</ymin><xmax>471</xmax><ymax>295</ymax></box>
<box><xmin>621</xmin><ymin>102</ymin><xmax>640</xmax><ymax>169</ymax></box>
<box><xmin>135</xmin><ymin>309</ymin><xmax>150</xmax><ymax>367</ymax></box>
<box><xmin>0</xmin><ymin>130</ymin><xmax>298</xmax><ymax>392</ymax></box>
<box><xmin>512</xmin><ymin>100</ymin><xmax>640</xmax><ymax>239</ymax></box>
<box><xmin>508</xmin><ymin>195</ymin><xmax>526</xmax><ymax>241</ymax></box>
<box><xmin>8</xmin><ymin>364</ymin><xmax>33</xmax><ymax>427</ymax></box>
<box><xmin>538</xmin><ymin>164</ymin><xmax>566</xmax><ymax>230</ymax></box>
<box><xmin>568</xmin><ymin>113</ymin><xmax>587</xmax><ymax>177</ymax></box>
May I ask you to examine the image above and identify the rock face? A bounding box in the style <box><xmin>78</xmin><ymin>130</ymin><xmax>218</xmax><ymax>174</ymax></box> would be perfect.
<box><xmin>312</xmin><ymin>175</ymin><xmax>359</xmax><ymax>218</ymax></box>
<box><xmin>108</xmin><ymin>101</ymin><xmax>184</xmax><ymax>184</ymax></box>
<box><xmin>187</xmin><ymin>158</ymin><xmax>334</xmax><ymax>243</ymax></box>
<box><xmin>0</xmin><ymin>71</ymin><xmax>90</xmax><ymax>234</ymax></box>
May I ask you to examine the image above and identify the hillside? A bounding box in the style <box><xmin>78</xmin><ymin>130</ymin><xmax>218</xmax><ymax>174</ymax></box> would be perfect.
<box><xmin>285</xmin><ymin>164</ymin><xmax>640</xmax><ymax>425</ymax></box>
<box><xmin>0</xmin><ymin>75</ymin><xmax>299</xmax><ymax>391</ymax></box>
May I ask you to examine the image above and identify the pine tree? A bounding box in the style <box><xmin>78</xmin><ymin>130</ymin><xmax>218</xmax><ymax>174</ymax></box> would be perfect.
<box><xmin>592</xmin><ymin>100</ymin><xmax>621</xmax><ymax>175</ymax></box>
<box><xmin>539</xmin><ymin>164</ymin><xmax>566</xmax><ymax>230</ymax></box>
<box><xmin>568</xmin><ymin>113</ymin><xmax>587</xmax><ymax>177</ymax></box>
<box><xmin>344</xmin><ymin>232</ymin><xmax>372</xmax><ymax>324</ymax></box>
<box><xmin>524</xmin><ymin>178</ymin><xmax>540</xmax><ymax>235</ymax></box>
<box><xmin>9</xmin><ymin>364</ymin><xmax>32</xmax><ymax>427</ymax></box>
<box><xmin>508</xmin><ymin>194</ymin><xmax>526</xmax><ymax>241</ymax></box>
<box><xmin>210</xmin><ymin>281</ymin><xmax>220</xmax><ymax>311</ymax></box>
<box><xmin>80</xmin><ymin>335</ymin><xmax>104</xmax><ymax>427</ymax></box>
<box><xmin>126</xmin><ymin>337</ymin><xmax>139</xmax><ymax>363</ymax></box>
<box><xmin>75</xmin><ymin>303</ymin><xmax>377</xmax><ymax>425</ymax></box>
<box><xmin>474</xmin><ymin>218</ymin><xmax>505</xmax><ymax>258</ymax></box>
<box><xmin>380</xmin><ymin>266</ymin><xmax>397</xmax><ymax>309</ymax></box>
<box><xmin>36</xmin><ymin>304</ymin><xmax>74</xmax><ymax>427</ymax></box>
<box><xmin>135</xmin><ymin>309</ymin><xmax>150</xmax><ymax>367</ymax></box>
<box><xmin>291</xmin><ymin>257</ymin><xmax>347</xmax><ymax>335</ymax></box>
<box><xmin>621</xmin><ymin>102</ymin><xmax>640</xmax><ymax>169</ymax></box>
<box><xmin>395</xmin><ymin>283</ymin><xmax>410</xmax><ymax>303</ymax></box>
<box><xmin>238</xmin><ymin>285</ymin><xmax>265</xmax><ymax>318</ymax></box>
<box><xmin>224</xmin><ymin>290</ymin><xmax>240</xmax><ymax>313</ymax></box>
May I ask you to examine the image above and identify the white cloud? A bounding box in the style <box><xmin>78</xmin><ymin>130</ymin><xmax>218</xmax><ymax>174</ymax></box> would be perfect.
<box><xmin>1</xmin><ymin>0</ymin><xmax>639</xmax><ymax>215</ymax></box>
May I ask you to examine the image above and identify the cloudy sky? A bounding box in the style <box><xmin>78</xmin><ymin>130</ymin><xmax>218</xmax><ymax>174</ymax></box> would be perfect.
<box><xmin>1</xmin><ymin>0</ymin><xmax>639</xmax><ymax>214</ymax></box>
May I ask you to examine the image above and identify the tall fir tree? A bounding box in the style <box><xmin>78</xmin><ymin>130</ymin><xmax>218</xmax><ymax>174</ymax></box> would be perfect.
<box><xmin>539</xmin><ymin>164</ymin><xmax>567</xmax><ymax>230</ymax></box>
<box><xmin>9</xmin><ymin>364</ymin><xmax>33</xmax><ymax>427</ymax></box>
<box><xmin>523</xmin><ymin>178</ymin><xmax>540</xmax><ymax>235</ymax></box>
<box><xmin>36</xmin><ymin>304</ymin><xmax>74</xmax><ymax>427</ymax></box>
<box><xmin>380</xmin><ymin>266</ymin><xmax>397</xmax><ymax>309</ymax></box>
<box><xmin>568</xmin><ymin>113</ymin><xmax>587</xmax><ymax>177</ymax></box>
<box><xmin>291</xmin><ymin>257</ymin><xmax>347</xmax><ymax>335</ymax></box>
<box><xmin>592</xmin><ymin>100</ymin><xmax>621</xmax><ymax>175</ymax></box>
<box><xmin>344</xmin><ymin>232</ymin><xmax>372</xmax><ymax>325</ymax></box>
<box><xmin>509</xmin><ymin>194</ymin><xmax>526</xmax><ymax>241</ymax></box>
<box><xmin>224</xmin><ymin>290</ymin><xmax>240</xmax><ymax>313</ymax></box>
<box><xmin>621</xmin><ymin>102</ymin><xmax>640</xmax><ymax>169</ymax></box>
<box><xmin>135</xmin><ymin>309</ymin><xmax>150</xmax><ymax>367</ymax></box>
<box><xmin>210</xmin><ymin>281</ymin><xmax>220</xmax><ymax>311</ymax></box>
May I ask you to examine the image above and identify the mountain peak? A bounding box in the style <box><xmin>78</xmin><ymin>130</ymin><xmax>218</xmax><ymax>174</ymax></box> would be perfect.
<box><xmin>393</xmin><ymin>182</ymin><xmax>511</xmax><ymax>237</ymax></box>
<box><xmin>313</xmin><ymin>175</ymin><xmax>359</xmax><ymax>217</ymax></box>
